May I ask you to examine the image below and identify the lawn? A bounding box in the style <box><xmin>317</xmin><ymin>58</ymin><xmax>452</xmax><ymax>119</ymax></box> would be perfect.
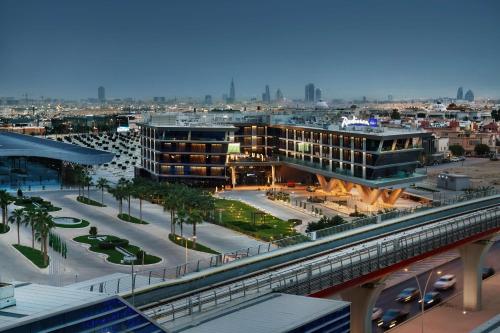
<box><xmin>73</xmin><ymin>235</ymin><xmax>161</xmax><ymax>265</ymax></box>
<box><xmin>168</xmin><ymin>234</ymin><xmax>219</xmax><ymax>255</ymax></box>
<box><xmin>77</xmin><ymin>196</ymin><xmax>106</xmax><ymax>207</ymax></box>
<box><xmin>55</xmin><ymin>219</ymin><xmax>90</xmax><ymax>229</ymax></box>
<box><xmin>212</xmin><ymin>198</ymin><xmax>297</xmax><ymax>241</ymax></box>
<box><xmin>118</xmin><ymin>213</ymin><xmax>149</xmax><ymax>225</ymax></box>
<box><xmin>12</xmin><ymin>244</ymin><xmax>49</xmax><ymax>268</ymax></box>
<box><xmin>15</xmin><ymin>196</ymin><xmax>61</xmax><ymax>212</ymax></box>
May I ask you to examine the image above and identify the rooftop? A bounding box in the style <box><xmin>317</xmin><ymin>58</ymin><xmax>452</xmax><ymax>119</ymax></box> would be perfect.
<box><xmin>0</xmin><ymin>132</ymin><xmax>113</xmax><ymax>164</ymax></box>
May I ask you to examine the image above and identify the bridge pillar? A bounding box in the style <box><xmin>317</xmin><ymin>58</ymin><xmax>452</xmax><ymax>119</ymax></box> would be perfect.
<box><xmin>340</xmin><ymin>279</ymin><xmax>386</xmax><ymax>333</ymax></box>
<box><xmin>459</xmin><ymin>238</ymin><xmax>494</xmax><ymax>311</ymax></box>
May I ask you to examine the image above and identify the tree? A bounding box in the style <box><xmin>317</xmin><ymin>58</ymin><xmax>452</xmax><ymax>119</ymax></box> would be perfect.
<box><xmin>162</xmin><ymin>183</ymin><xmax>184</xmax><ymax>236</ymax></box>
<box><xmin>117</xmin><ymin>178</ymin><xmax>132</xmax><ymax>217</ymax></box>
<box><xmin>89</xmin><ymin>226</ymin><xmax>98</xmax><ymax>237</ymax></box>
<box><xmin>96</xmin><ymin>178</ymin><xmax>109</xmax><ymax>205</ymax></box>
<box><xmin>83</xmin><ymin>174</ymin><xmax>93</xmax><ymax>200</ymax></box>
<box><xmin>474</xmin><ymin>143</ymin><xmax>490</xmax><ymax>156</ymax></box>
<box><xmin>390</xmin><ymin>109</ymin><xmax>401</xmax><ymax>120</ymax></box>
<box><xmin>449</xmin><ymin>144</ymin><xmax>465</xmax><ymax>157</ymax></box>
<box><xmin>34</xmin><ymin>210</ymin><xmax>55</xmax><ymax>266</ymax></box>
<box><xmin>8</xmin><ymin>208</ymin><xmax>24</xmax><ymax>245</ymax></box>
<box><xmin>23</xmin><ymin>207</ymin><xmax>38</xmax><ymax>248</ymax></box>
<box><xmin>0</xmin><ymin>190</ymin><xmax>15</xmax><ymax>226</ymax></box>
<box><xmin>109</xmin><ymin>180</ymin><xmax>127</xmax><ymax>215</ymax></box>
<box><xmin>131</xmin><ymin>178</ymin><xmax>151</xmax><ymax>224</ymax></box>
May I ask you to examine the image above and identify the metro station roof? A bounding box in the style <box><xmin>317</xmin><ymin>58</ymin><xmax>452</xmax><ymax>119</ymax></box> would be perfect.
<box><xmin>0</xmin><ymin>132</ymin><xmax>113</xmax><ymax>165</ymax></box>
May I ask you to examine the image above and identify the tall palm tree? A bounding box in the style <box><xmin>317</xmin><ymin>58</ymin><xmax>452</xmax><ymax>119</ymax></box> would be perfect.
<box><xmin>35</xmin><ymin>210</ymin><xmax>55</xmax><ymax>266</ymax></box>
<box><xmin>96</xmin><ymin>177</ymin><xmax>109</xmax><ymax>205</ymax></box>
<box><xmin>185</xmin><ymin>190</ymin><xmax>214</xmax><ymax>249</ymax></box>
<box><xmin>0</xmin><ymin>190</ymin><xmax>15</xmax><ymax>226</ymax></box>
<box><xmin>9</xmin><ymin>208</ymin><xmax>24</xmax><ymax>245</ymax></box>
<box><xmin>132</xmin><ymin>178</ymin><xmax>149</xmax><ymax>224</ymax></box>
<box><xmin>23</xmin><ymin>207</ymin><xmax>38</xmax><ymax>249</ymax></box>
<box><xmin>83</xmin><ymin>174</ymin><xmax>93</xmax><ymax>200</ymax></box>
<box><xmin>109</xmin><ymin>182</ymin><xmax>127</xmax><ymax>215</ymax></box>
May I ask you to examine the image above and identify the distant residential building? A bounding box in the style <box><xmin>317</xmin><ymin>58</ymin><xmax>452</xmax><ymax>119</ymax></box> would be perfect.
<box><xmin>457</xmin><ymin>86</ymin><xmax>464</xmax><ymax>100</ymax></box>
<box><xmin>315</xmin><ymin>88</ymin><xmax>322</xmax><ymax>102</ymax></box>
<box><xmin>98</xmin><ymin>86</ymin><xmax>105</xmax><ymax>102</ymax></box>
<box><xmin>204</xmin><ymin>95</ymin><xmax>213</xmax><ymax>105</ymax></box>
<box><xmin>305</xmin><ymin>83</ymin><xmax>315</xmax><ymax>102</ymax></box>
<box><xmin>228</xmin><ymin>78</ymin><xmax>235</xmax><ymax>103</ymax></box>
<box><xmin>465</xmin><ymin>89</ymin><xmax>474</xmax><ymax>102</ymax></box>
<box><xmin>276</xmin><ymin>89</ymin><xmax>283</xmax><ymax>102</ymax></box>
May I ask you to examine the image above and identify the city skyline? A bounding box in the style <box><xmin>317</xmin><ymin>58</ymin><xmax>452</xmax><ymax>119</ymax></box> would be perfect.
<box><xmin>1</xmin><ymin>0</ymin><xmax>500</xmax><ymax>100</ymax></box>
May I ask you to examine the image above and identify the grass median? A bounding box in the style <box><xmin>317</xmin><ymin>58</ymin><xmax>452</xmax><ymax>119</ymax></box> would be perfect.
<box><xmin>77</xmin><ymin>196</ymin><xmax>106</xmax><ymax>207</ymax></box>
<box><xmin>168</xmin><ymin>234</ymin><xmax>219</xmax><ymax>255</ymax></box>
<box><xmin>118</xmin><ymin>213</ymin><xmax>149</xmax><ymax>225</ymax></box>
<box><xmin>212</xmin><ymin>198</ymin><xmax>297</xmax><ymax>242</ymax></box>
<box><xmin>12</xmin><ymin>244</ymin><xmax>49</xmax><ymax>268</ymax></box>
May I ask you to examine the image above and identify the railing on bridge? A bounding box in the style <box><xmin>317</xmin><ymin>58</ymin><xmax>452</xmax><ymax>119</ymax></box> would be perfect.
<box><xmin>79</xmin><ymin>190</ymin><xmax>499</xmax><ymax>295</ymax></box>
<box><xmin>145</xmin><ymin>206</ymin><xmax>500</xmax><ymax>323</ymax></box>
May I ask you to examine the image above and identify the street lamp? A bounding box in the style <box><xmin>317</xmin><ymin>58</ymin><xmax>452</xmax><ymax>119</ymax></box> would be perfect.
<box><xmin>404</xmin><ymin>267</ymin><xmax>441</xmax><ymax>333</ymax></box>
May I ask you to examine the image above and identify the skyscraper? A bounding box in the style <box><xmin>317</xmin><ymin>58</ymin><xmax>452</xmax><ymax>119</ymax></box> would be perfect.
<box><xmin>305</xmin><ymin>83</ymin><xmax>315</xmax><ymax>102</ymax></box>
<box><xmin>276</xmin><ymin>89</ymin><xmax>283</xmax><ymax>102</ymax></box>
<box><xmin>98</xmin><ymin>86</ymin><xmax>105</xmax><ymax>102</ymax></box>
<box><xmin>228</xmin><ymin>78</ymin><xmax>235</xmax><ymax>103</ymax></box>
<box><xmin>204</xmin><ymin>94</ymin><xmax>212</xmax><ymax>105</ymax></box>
<box><xmin>315</xmin><ymin>88</ymin><xmax>322</xmax><ymax>101</ymax></box>
<box><xmin>262</xmin><ymin>85</ymin><xmax>271</xmax><ymax>103</ymax></box>
<box><xmin>464</xmin><ymin>89</ymin><xmax>474</xmax><ymax>102</ymax></box>
<box><xmin>457</xmin><ymin>86</ymin><xmax>464</xmax><ymax>100</ymax></box>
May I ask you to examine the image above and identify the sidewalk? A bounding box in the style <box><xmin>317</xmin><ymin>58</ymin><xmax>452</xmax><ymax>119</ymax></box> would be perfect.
<box><xmin>391</xmin><ymin>270</ymin><xmax>500</xmax><ymax>333</ymax></box>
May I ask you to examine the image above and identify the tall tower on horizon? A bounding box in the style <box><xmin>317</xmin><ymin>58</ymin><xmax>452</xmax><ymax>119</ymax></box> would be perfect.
<box><xmin>229</xmin><ymin>78</ymin><xmax>235</xmax><ymax>103</ymax></box>
<box><xmin>315</xmin><ymin>88</ymin><xmax>322</xmax><ymax>102</ymax></box>
<box><xmin>457</xmin><ymin>86</ymin><xmax>464</xmax><ymax>100</ymax></box>
<box><xmin>98</xmin><ymin>86</ymin><xmax>105</xmax><ymax>102</ymax></box>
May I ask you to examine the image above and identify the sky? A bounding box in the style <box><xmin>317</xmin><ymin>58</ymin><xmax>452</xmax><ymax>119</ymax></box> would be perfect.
<box><xmin>1</xmin><ymin>0</ymin><xmax>500</xmax><ymax>100</ymax></box>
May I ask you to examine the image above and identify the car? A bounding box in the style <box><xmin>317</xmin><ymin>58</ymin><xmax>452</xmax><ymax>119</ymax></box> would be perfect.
<box><xmin>377</xmin><ymin>309</ymin><xmax>409</xmax><ymax>330</ymax></box>
<box><xmin>286</xmin><ymin>181</ymin><xmax>296</xmax><ymax>188</ymax></box>
<box><xmin>419</xmin><ymin>292</ymin><xmax>442</xmax><ymax>309</ymax></box>
<box><xmin>371</xmin><ymin>307</ymin><xmax>383</xmax><ymax>321</ymax></box>
<box><xmin>482</xmin><ymin>267</ymin><xmax>495</xmax><ymax>280</ymax></box>
<box><xmin>306</xmin><ymin>185</ymin><xmax>316</xmax><ymax>192</ymax></box>
<box><xmin>458</xmin><ymin>156</ymin><xmax>466</xmax><ymax>161</ymax></box>
<box><xmin>433</xmin><ymin>274</ymin><xmax>456</xmax><ymax>290</ymax></box>
<box><xmin>396</xmin><ymin>287</ymin><xmax>420</xmax><ymax>303</ymax></box>
<box><xmin>450</xmin><ymin>156</ymin><xmax>460</xmax><ymax>162</ymax></box>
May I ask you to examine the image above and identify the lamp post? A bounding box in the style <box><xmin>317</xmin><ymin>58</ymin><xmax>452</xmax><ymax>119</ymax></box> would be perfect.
<box><xmin>404</xmin><ymin>267</ymin><xmax>441</xmax><ymax>333</ymax></box>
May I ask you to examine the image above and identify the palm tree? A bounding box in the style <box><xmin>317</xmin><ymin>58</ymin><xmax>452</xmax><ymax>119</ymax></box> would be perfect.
<box><xmin>35</xmin><ymin>210</ymin><xmax>55</xmax><ymax>266</ymax></box>
<box><xmin>96</xmin><ymin>177</ymin><xmax>109</xmax><ymax>205</ymax></box>
<box><xmin>109</xmin><ymin>183</ymin><xmax>127</xmax><ymax>215</ymax></box>
<box><xmin>23</xmin><ymin>207</ymin><xmax>38</xmax><ymax>248</ymax></box>
<box><xmin>132</xmin><ymin>178</ymin><xmax>149</xmax><ymax>224</ymax></box>
<box><xmin>185</xmin><ymin>190</ymin><xmax>214</xmax><ymax>249</ymax></box>
<box><xmin>0</xmin><ymin>190</ymin><xmax>15</xmax><ymax>226</ymax></box>
<box><xmin>83</xmin><ymin>174</ymin><xmax>93</xmax><ymax>200</ymax></box>
<box><xmin>9</xmin><ymin>208</ymin><xmax>24</xmax><ymax>245</ymax></box>
<box><xmin>162</xmin><ymin>184</ymin><xmax>179</xmax><ymax>235</ymax></box>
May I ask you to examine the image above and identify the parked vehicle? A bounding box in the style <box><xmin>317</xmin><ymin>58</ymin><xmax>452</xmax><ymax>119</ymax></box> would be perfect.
<box><xmin>450</xmin><ymin>156</ymin><xmax>460</xmax><ymax>162</ymax></box>
<box><xmin>482</xmin><ymin>267</ymin><xmax>495</xmax><ymax>280</ymax></box>
<box><xmin>377</xmin><ymin>309</ymin><xmax>409</xmax><ymax>330</ymax></box>
<box><xmin>306</xmin><ymin>185</ymin><xmax>316</xmax><ymax>192</ymax></box>
<box><xmin>419</xmin><ymin>292</ymin><xmax>442</xmax><ymax>309</ymax></box>
<box><xmin>371</xmin><ymin>307</ymin><xmax>383</xmax><ymax>321</ymax></box>
<box><xmin>286</xmin><ymin>181</ymin><xmax>296</xmax><ymax>188</ymax></box>
<box><xmin>433</xmin><ymin>274</ymin><xmax>456</xmax><ymax>290</ymax></box>
<box><xmin>396</xmin><ymin>287</ymin><xmax>420</xmax><ymax>303</ymax></box>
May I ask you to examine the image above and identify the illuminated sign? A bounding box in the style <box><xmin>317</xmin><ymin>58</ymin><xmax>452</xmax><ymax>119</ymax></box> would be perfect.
<box><xmin>341</xmin><ymin>116</ymin><xmax>377</xmax><ymax>128</ymax></box>
<box><xmin>227</xmin><ymin>142</ymin><xmax>241</xmax><ymax>154</ymax></box>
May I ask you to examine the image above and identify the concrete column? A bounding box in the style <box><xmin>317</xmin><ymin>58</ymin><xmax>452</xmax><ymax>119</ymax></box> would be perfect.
<box><xmin>459</xmin><ymin>239</ymin><xmax>494</xmax><ymax>311</ymax></box>
<box><xmin>340</xmin><ymin>280</ymin><xmax>386</xmax><ymax>333</ymax></box>
<box><xmin>271</xmin><ymin>165</ymin><xmax>275</xmax><ymax>186</ymax></box>
<box><xmin>230</xmin><ymin>167</ymin><xmax>237</xmax><ymax>188</ymax></box>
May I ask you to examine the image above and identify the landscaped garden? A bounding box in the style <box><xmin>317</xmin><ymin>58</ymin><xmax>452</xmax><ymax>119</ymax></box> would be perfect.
<box><xmin>76</xmin><ymin>196</ymin><xmax>106</xmax><ymax>207</ymax></box>
<box><xmin>73</xmin><ymin>230</ymin><xmax>161</xmax><ymax>265</ymax></box>
<box><xmin>14</xmin><ymin>196</ymin><xmax>61</xmax><ymax>212</ymax></box>
<box><xmin>117</xmin><ymin>213</ymin><xmax>149</xmax><ymax>225</ymax></box>
<box><xmin>211</xmin><ymin>198</ymin><xmax>298</xmax><ymax>241</ymax></box>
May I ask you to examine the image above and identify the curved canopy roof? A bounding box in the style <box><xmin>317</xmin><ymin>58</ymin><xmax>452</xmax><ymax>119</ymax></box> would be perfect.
<box><xmin>0</xmin><ymin>132</ymin><xmax>114</xmax><ymax>165</ymax></box>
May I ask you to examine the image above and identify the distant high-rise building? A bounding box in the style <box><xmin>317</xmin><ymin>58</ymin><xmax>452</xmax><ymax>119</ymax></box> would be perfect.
<box><xmin>262</xmin><ymin>85</ymin><xmax>271</xmax><ymax>103</ymax></box>
<box><xmin>228</xmin><ymin>78</ymin><xmax>235</xmax><ymax>103</ymax></box>
<box><xmin>362</xmin><ymin>96</ymin><xmax>367</xmax><ymax>103</ymax></box>
<box><xmin>457</xmin><ymin>86</ymin><xmax>464</xmax><ymax>100</ymax></box>
<box><xmin>222</xmin><ymin>94</ymin><xmax>228</xmax><ymax>102</ymax></box>
<box><xmin>204</xmin><ymin>95</ymin><xmax>212</xmax><ymax>105</ymax></box>
<box><xmin>153</xmin><ymin>97</ymin><xmax>166</xmax><ymax>103</ymax></box>
<box><xmin>305</xmin><ymin>83</ymin><xmax>315</xmax><ymax>102</ymax></box>
<box><xmin>464</xmin><ymin>89</ymin><xmax>474</xmax><ymax>102</ymax></box>
<box><xmin>388</xmin><ymin>94</ymin><xmax>393</xmax><ymax>102</ymax></box>
<box><xmin>276</xmin><ymin>89</ymin><xmax>283</xmax><ymax>102</ymax></box>
<box><xmin>98</xmin><ymin>86</ymin><xmax>105</xmax><ymax>102</ymax></box>
<box><xmin>315</xmin><ymin>88</ymin><xmax>322</xmax><ymax>101</ymax></box>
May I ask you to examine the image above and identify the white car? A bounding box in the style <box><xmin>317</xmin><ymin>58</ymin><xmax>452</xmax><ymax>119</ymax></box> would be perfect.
<box><xmin>372</xmin><ymin>307</ymin><xmax>383</xmax><ymax>321</ymax></box>
<box><xmin>450</xmin><ymin>156</ymin><xmax>461</xmax><ymax>162</ymax></box>
<box><xmin>433</xmin><ymin>274</ymin><xmax>456</xmax><ymax>290</ymax></box>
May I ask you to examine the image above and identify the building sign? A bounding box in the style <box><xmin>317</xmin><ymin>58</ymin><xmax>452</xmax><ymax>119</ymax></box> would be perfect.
<box><xmin>227</xmin><ymin>142</ymin><xmax>241</xmax><ymax>154</ymax></box>
<box><xmin>341</xmin><ymin>116</ymin><xmax>377</xmax><ymax>128</ymax></box>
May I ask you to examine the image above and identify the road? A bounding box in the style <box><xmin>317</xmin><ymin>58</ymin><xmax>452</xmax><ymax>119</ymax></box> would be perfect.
<box><xmin>371</xmin><ymin>241</ymin><xmax>500</xmax><ymax>332</ymax></box>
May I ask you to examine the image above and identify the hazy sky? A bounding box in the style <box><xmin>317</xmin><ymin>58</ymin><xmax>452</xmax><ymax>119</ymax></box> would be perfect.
<box><xmin>1</xmin><ymin>0</ymin><xmax>499</xmax><ymax>100</ymax></box>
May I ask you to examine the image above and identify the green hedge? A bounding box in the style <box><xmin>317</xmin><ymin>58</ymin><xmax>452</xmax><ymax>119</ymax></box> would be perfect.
<box><xmin>0</xmin><ymin>224</ymin><xmax>10</xmax><ymax>234</ymax></box>
<box><xmin>76</xmin><ymin>196</ymin><xmax>106</xmax><ymax>207</ymax></box>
